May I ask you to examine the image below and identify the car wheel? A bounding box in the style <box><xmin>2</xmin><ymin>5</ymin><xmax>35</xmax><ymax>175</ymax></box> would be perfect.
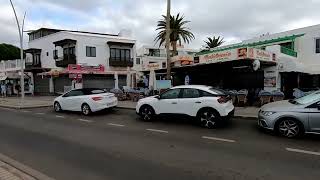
<box><xmin>82</xmin><ymin>104</ymin><xmax>92</xmax><ymax>116</ymax></box>
<box><xmin>277</xmin><ymin>119</ymin><xmax>303</xmax><ymax>138</ymax></box>
<box><xmin>198</xmin><ymin>108</ymin><xmax>220</xmax><ymax>129</ymax></box>
<box><xmin>139</xmin><ymin>105</ymin><xmax>155</xmax><ymax>121</ymax></box>
<box><xmin>54</xmin><ymin>102</ymin><xmax>62</xmax><ymax>112</ymax></box>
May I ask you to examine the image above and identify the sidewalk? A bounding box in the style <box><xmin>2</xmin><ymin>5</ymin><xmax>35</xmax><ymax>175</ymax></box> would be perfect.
<box><xmin>0</xmin><ymin>153</ymin><xmax>54</xmax><ymax>180</ymax></box>
<box><xmin>0</xmin><ymin>160</ymin><xmax>35</xmax><ymax>180</ymax></box>
<box><xmin>0</xmin><ymin>96</ymin><xmax>54</xmax><ymax>109</ymax></box>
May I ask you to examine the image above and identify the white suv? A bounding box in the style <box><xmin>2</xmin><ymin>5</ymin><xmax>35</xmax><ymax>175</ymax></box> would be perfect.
<box><xmin>136</xmin><ymin>85</ymin><xmax>235</xmax><ymax>128</ymax></box>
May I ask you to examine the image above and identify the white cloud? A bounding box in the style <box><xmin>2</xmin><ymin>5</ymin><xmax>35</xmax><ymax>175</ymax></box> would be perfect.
<box><xmin>1</xmin><ymin>0</ymin><xmax>320</xmax><ymax>49</ymax></box>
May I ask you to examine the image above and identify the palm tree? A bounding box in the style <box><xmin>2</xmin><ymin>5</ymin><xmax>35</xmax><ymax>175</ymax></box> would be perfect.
<box><xmin>203</xmin><ymin>36</ymin><xmax>225</xmax><ymax>50</ymax></box>
<box><xmin>155</xmin><ymin>13</ymin><xmax>195</xmax><ymax>57</ymax></box>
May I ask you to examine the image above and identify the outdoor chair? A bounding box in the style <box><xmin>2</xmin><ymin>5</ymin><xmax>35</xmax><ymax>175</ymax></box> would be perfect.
<box><xmin>258</xmin><ymin>90</ymin><xmax>272</xmax><ymax>106</ymax></box>
<box><xmin>237</xmin><ymin>89</ymin><xmax>248</xmax><ymax>106</ymax></box>
<box><xmin>272</xmin><ymin>90</ymin><xmax>285</xmax><ymax>102</ymax></box>
<box><xmin>228</xmin><ymin>90</ymin><xmax>238</xmax><ymax>105</ymax></box>
<box><xmin>110</xmin><ymin>89</ymin><xmax>127</xmax><ymax>101</ymax></box>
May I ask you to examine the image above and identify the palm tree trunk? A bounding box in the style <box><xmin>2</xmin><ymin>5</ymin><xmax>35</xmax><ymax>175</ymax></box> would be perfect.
<box><xmin>165</xmin><ymin>0</ymin><xmax>171</xmax><ymax>80</ymax></box>
<box><xmin>172</xmin><ymin>41</ymin><xmax>178</xmax><ymax>56</ymax></box>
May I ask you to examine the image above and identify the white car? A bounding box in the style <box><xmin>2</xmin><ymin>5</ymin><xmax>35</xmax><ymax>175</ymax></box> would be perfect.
<box><xmin>53</xmin><ymin>88</ymin><xmax>118</xmax><ymax>115</ymax></box>
<box><xmin>136</xmin><ymin>85</ymin><xmax>235</xmax><ymax>128</ymax></box>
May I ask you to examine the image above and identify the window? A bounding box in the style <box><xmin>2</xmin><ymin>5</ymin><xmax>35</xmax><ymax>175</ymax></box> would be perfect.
<box><xmin>46</xmin><ymin>52</ymin><xmax>49</xmax><ymax>56</ymax></box>
<box><xmin>63</xmin><ymin>90</ymin><xmax>84</xmax><ymax>97</ymax></box>
<box><xmin>110</xmin><ymin>48</ymin><xmax>131</xmax><ymax>61</ymax></box>
<box><xmin>182</xmin><ymin>89</ymin><xmax>200</xmax><ymax>98</ymax></box>
<box><xmin>148</xmin><ymin>49</ymin><xmax>160</xmax><ymax>57</ymax></box>
<box><xmin>160</xmin><ymin>89</ymin><xmax>181</xmax><ymax>99</ymax></box>
<box><xmin>200</xmin><ymin>90</ymin><xmax>215</xmax><ymax>97</ymax></box>
<box><xmin>53</xmin><ymin>50</ymin><xmax>58</xmax><ymax>58</ymax></box>
<box><xmin>86</xmin><ymin>46</ymin><xmax>96</xmax><ymax>57</ymax></box>
<box><xmin>316</xmin><ymin>38</ymin><xmax>320</xmax><ymax>53</ymax></box>
<box><xmin>136</xmin><ymin>58</ymin><xmax>141</xmax><ymax>65</ymax></box>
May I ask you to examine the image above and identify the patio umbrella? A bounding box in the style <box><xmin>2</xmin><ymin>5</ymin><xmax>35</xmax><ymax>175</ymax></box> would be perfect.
<box><xmin>114</xmin><ymin>72</ymin><xmax>119</xmax><ymax>89</ymax></box>
<box><xmin>149</xmin><ymin>69</ymin><xmax>157</xmax><ymax>90</ymax></box>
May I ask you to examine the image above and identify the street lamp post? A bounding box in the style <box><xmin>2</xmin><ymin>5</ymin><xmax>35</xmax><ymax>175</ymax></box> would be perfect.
<box><xmin>9</xmin><ymin>0</ymin><xmax>26</xmax><ymax>106</ymax></box>
<box><xmin>165</xmin><ymin>0</ymin><xmax>171</xmax><ymax>80</ymax></box>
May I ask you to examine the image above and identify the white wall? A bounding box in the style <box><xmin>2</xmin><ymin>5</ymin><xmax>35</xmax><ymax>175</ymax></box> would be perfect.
<box><xmin>28</xmin><ymin>31</ymin><xmax>136</xmax><ymax>70</ymax></box>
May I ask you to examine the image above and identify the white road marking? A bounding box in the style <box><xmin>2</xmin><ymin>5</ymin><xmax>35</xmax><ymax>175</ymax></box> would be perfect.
<box><xmin>78</xmin><ymin>119</ymin><xmax>93</xmax><ymax>123</ymax></box>
<box><xmin>202</xmin><ymin>136</ymin><xmax>236</xmax><ymax>143</ymax></box>
<box><xmin>108</xmin><ymin>123</ymin><xmax>125</xmax><ymax>127</ymax></box>
<box><xmin>22</xmin><ymin>110</ymin><xmax>31</xmax><ymax>113</ymax></box>
<box><xmin>55</xmin><ymin>115</ymin><xmax>65</xmax><ymax>119</ymax></box>
<box><xmin>35</xmin><ymin>113</ymin><xmax>45</xmax><ymax>115</ymax></box>
<box><xmin>286</xmin><ymin>148</ymin><xmax>320</xmax><ymax>156</ymax></box>
<box><xmin>146</xmin><ymin>129</ymin><xmax>169</xmax><ymax>134</ymax></box>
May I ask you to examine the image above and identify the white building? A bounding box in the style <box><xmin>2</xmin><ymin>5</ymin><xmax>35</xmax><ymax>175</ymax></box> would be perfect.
<box><xmin>175</xmin><ymin>24</ymin><xmax>320</xmax><ymax>98</ymax></box>
<box><xmin>24</xmin><ymin>28</ymin><xmax>136</xmax><ymax>94</ymax></box>
<box><xmin>134</xmin><ymin>45</ymin><xmax>198</xmax><ymax>73</ymax></box>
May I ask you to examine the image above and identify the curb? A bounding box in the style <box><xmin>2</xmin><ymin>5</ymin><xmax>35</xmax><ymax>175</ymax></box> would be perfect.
<box><xmin>0</xmin><ymin>105</ymin><xmax>52</xmax><ymax>110</ymax></box>
<box><xmin>0</xmin><ymin>153</ymin><xmax>55</xmax><ymax>180</ymax></box>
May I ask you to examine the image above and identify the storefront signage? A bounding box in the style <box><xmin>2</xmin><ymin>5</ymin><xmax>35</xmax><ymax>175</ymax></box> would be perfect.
<box><xmin>142</xmin><ymin>62</ymin><xmax>163</xmax><ymax>71</ymax></box>
<box><xmin>202</xmin><ymin>51</ymin><xmax>232</xmax><ymax>63</ymax></box>
<box><xmin>172</xmin><ymin>55</ymin><xmax>194</xmax><ymax>66</ymax></box>
<box><xmin>67</xmin><ymin>64</ymin><xmax>105</xmax><ymax>74</ymax></box>
<box><xmin>248</xmin><ymin>48</ymin><xmax>276</xmax><ymax>62</ymax></box>
<box><xmin>69</xmin><ymin>73</ymin><xmax>83</xmax><ymax>79</ymax></box>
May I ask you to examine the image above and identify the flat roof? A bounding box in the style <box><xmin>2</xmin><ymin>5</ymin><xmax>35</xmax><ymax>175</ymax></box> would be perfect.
<box><xmin>26</xmin><ymin>27</ymin><xmax>118</xmax><ymax>37</ymax></box>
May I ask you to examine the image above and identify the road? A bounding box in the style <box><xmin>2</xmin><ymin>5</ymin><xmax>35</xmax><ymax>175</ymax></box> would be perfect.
<box><xmin>0</xmin><ymin>107</ymin><xmax>319</xmax><ymax>180</ymax></box>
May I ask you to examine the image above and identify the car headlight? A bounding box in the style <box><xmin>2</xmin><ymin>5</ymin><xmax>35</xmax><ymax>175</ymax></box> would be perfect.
<box><xmin>261</xmin><ymin>111</ymin><xmax>276</xmax><ymax>116</ymax></box>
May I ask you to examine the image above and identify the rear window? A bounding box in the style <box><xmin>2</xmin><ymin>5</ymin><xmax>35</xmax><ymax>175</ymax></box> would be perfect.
<box><xmin>209</xmin><ymin>88</ymin><xmax>227</xmax><ymax>95</ymax></box>
<box><xmin>91</xmin><ymin>90</ymin><xmax>106</xmax><ymax>94</ymax></box>
<box><xmin>82</xmin><ymin>89</ymin><xmax>106</xmax><ymax>95</ymax></box>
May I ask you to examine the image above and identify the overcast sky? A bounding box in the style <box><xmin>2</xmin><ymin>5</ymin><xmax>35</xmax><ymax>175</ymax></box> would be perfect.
<box><xmin>1</xmin><ymin>0</ymin><xmax>320</xmax><ymax>49</ymax></box>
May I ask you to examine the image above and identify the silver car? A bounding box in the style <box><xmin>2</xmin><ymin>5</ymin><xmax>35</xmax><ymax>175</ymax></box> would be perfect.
<box><xmin>258</xmin><ymin>90</ymin><xmax>320</xmax><ymax>138</ymax></box>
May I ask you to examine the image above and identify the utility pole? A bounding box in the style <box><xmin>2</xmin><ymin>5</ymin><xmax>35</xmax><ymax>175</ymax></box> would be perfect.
<box><xmin>165</xmin><ymin>0</ymin><xmax>171</xmax><ymax>80</ymax></box>
<box><xmin>9</xmin><ymin>0</ymin><xmax>26</xmax><ymax>106</ymax></box>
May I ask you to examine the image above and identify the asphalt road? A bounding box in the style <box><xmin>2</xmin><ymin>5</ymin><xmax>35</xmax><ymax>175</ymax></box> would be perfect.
<box><xmin>0</xmin><ymin>107</ymin><xmax>319</xmax><ymax>180</ymax></box>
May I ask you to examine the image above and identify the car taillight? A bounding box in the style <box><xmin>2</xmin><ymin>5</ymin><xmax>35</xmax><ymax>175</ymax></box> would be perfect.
<box><xmin>218</xmin><ymin>96</ymin><xmax>227</xmax><ymax>104</ymax></box>
<box><xmin>92</xmin><ymin>96</ymin><xmax>103</xmax><ymax>101</ymax></box>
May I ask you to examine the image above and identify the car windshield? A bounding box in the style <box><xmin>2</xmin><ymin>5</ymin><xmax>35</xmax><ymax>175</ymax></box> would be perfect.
<box><xmin>294</xmin><ymin>91</ymin><xmax>320</xmax><ymax>105</ymax></box>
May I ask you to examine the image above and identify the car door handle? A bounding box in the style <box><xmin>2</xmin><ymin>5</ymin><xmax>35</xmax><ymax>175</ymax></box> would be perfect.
<box><xmin>195</xmin><ymin>102</ymin><xmax>202</xmax><ymax>104</ymax></box>
<box><xmin>171</xmin><ymin>102</ymin><xmax>178</xmax><ymax>104</ymax></box>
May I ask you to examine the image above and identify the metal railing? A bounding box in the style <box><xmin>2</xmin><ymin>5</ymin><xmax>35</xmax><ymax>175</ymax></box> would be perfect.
<box><xmin>280</xmin><ymin>46</ymin><xmax>298</xmax><ymax>57</ymax></box>
<box><xmin>0</xmin><ymin>59</ymin><xmax>25</xmax><ymax>72</ymax></box>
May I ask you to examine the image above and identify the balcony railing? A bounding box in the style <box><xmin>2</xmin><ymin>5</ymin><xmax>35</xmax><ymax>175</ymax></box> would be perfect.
<box><xmin>55</xmin><ymin>54</ymin><xmax>77</xmax><ymax>67</ymax></box>
<box><xmin>281</xmin><ymin>46</ymin><xmax>298</xmax><ymax>57</ymax></box>
<box><xmin>109</xmin><ymin>58</ymin><xmax>133</xmax><ymax>67</ymax></box>
<box><xmin>0</xmin><ymin>59</ymin><xmax>25</xmax><ymax>72</ymax></box>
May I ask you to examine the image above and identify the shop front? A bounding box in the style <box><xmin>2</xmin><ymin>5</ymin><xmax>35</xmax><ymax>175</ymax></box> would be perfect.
<box><xmin>38</xmin><ymin>64</ymin><xmax>131</xmax><ymax>94</ymax></box>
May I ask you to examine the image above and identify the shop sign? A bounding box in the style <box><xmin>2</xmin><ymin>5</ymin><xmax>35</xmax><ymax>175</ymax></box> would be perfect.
<box><xmin>142</xmin><ymin>62</ymin><xmax>162</xmax><ymax>71</ymax></box>
<box><xmin>67</xmin><ymin>64</ymin><xmax>105</xmax><ymax>74</ymax></box>
<box><xmin>69</xmin><ymin>73</ymin><xmax>82</xmax><ymax>79</ymax></box>
<box><xmin>248</xmin><ymin>48</ymin><xmax>275</xmax><ymax>62</ymax></box>
<box><xmin>200</xmin><ymin>50</ymin><xmax>233</xmax><ymax>64</ymax></box>
<box><xmin>172</xmin><ymin>55</ymin><xmax>194</xmax><ymax>66</ymax></box>
<box><xmin>264</xmin><ymin>77</ymin><xmax>276</xmax><ymax>87</ymax></box>
<box><xmin>237</xmin><ymin>48</ymin><xmax>248</xmax><ymax>59</ymax></box>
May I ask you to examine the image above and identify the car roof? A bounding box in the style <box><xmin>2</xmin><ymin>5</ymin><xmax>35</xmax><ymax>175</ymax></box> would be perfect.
<box><xmin>172</xmin><ymin>85</ymin><xmax>212</xmax><ymax>91</ymax></box>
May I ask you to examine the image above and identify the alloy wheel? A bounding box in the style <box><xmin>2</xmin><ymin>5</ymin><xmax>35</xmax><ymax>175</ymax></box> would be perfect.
<box><xmin>54</xmin><ymin>102</ymin><xmax>61</xmax><ymax>112</ymax></box>
<box><xmin>278</xmin><ymin>119</ymin><xmax>300</xmax><ymax>138</ymax></box>
<box><xmin>141</xmin><ymin>106</ymin><xmax>153</xmax><ymax>121</ymax></box>
<box><xmin>200</xmin><ymin>110</ymin><xmax>217</xmax><ymax>128</ymax></box>
<box><xmin>82</xmin><ymin>104</ymin><xmax>91</xmax><ymax>115</ymax></box>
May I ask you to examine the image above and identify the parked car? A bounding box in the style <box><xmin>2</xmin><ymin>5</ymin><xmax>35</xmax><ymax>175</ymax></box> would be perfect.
<box><xmin>136</xmin><ymin>85</ymin><xmax>235</xmax><ymax>128</ymax></box>
<box><xmin>53</xmin><ymin>88</ymin><xmax>118</xmax><ymax>115</ymax></box>
<box><xmin>258</xmin><ymin>90</ymin><xmax>320</xmax><ymax>138</ymax></box>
